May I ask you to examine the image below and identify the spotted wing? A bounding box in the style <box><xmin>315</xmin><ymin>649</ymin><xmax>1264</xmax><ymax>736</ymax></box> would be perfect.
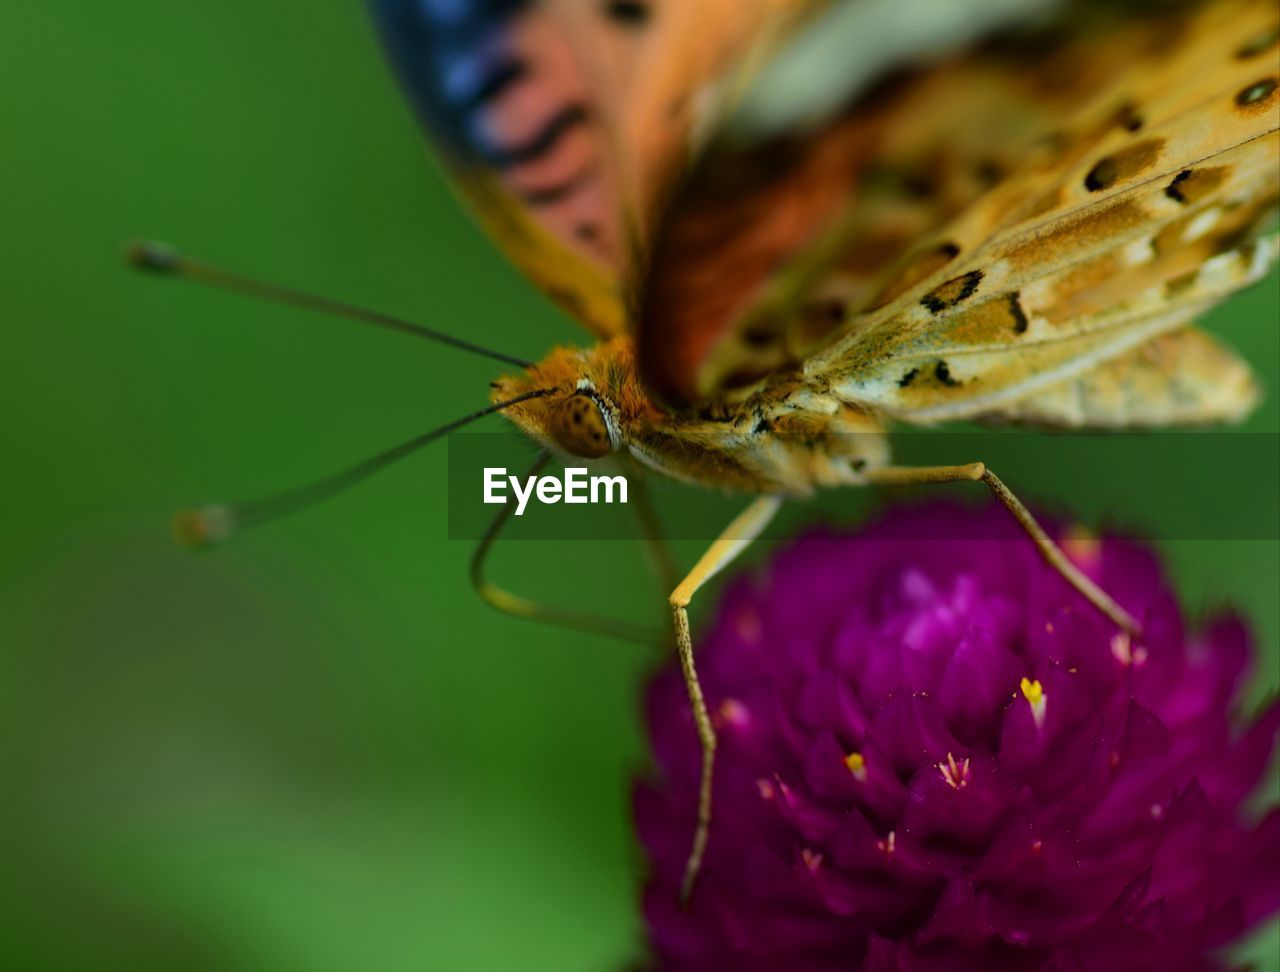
<box><xmin>637</xmin><ymin>0</ymin><xmax>1280</xmax><ymax>410</ymax></box>
<box><xmin>979</xmin><ymin>326</ymin><xmax>1260</xmax><ymax>428</ymax></box>
<box><xmin>368</xmin><ymin>0</ymin><xmax>821</xmax><ymax>338</ymax></box>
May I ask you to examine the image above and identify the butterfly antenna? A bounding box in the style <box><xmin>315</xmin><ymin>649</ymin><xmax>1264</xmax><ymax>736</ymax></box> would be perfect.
<box><xmin>125</xmin><ymin>239</ymin><xmax>534</xmax><ymax>369</ymax></box>
<box><xmin>173</xmin><ymin>389</ymin><xmax>552</xmax><ymax>548</ymax></box>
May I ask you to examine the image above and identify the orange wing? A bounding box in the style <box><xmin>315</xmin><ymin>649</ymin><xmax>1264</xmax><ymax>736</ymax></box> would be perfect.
<box><xmin>369</xmin><ymin>0</ymin><xmax>822</xmax><ymax>338</ymax></box>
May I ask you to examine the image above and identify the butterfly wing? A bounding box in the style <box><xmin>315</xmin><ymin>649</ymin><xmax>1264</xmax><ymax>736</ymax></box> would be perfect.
<box><xmin>636</xmin><ymin>0</ymin><xmax>1280</xmax><ymax>409</ymax></box>
<box><xmin>368</xmin><ymin>0</ymin><xmax>821</xmax><ymax>337</ymax></box>
<box><xmin>979</xmin><ymin>326</ymin><xmax>1259</xmax><ymax>427</ymax></box>
<box><xmin>369</xmin><ymin>0</ymin><xmax>639</xmax><ymax>335</ymax></box>
<box><xmin>811</xmin><ymin>2</ymin><xmax>1280</xmax><ymax>422</ymax></box>
<box><xmin>818</xmin><ymin>205</ymin><xmax>1278</xmax><ymax>423</ymax></box>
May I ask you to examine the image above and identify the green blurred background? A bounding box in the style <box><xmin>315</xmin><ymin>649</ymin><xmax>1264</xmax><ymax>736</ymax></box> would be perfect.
<box><xmin>1</xmin><ymin>4</ymin><xmax>1276</xmax><ymax>969</ymax></box>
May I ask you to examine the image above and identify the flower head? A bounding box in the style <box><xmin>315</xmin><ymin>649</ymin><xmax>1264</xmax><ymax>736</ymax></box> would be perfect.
<box><xmin>636</xmin><ymin>503</ymin><xmax>1278</xmax><ymax>970</ymax></box>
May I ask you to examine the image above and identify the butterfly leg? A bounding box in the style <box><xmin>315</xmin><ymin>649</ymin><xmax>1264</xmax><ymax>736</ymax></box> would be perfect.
<box><xmin>471</xmin><ymin>451</ymin><xmax>658</xmax><ymax>645</ymax></box>
<box><xmin>670</xmin><ymin>495</ymin><xmax>784</xmax><ymax>901</ymax></box>
<box><xmin>865</xmin><ymin>463</ymin><xmax>1140</xmax><ymax>635</ymax></box>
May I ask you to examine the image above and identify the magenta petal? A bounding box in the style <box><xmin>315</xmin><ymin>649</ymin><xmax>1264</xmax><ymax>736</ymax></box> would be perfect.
<box><xmin>864</xmin><ymin>935</ymin><xmax>914</xmax><ymax>972</ymax></box>
<box><xmin>798</xmin><ymin>669</ymin><xmax>869</xmax><ymax>742</ymax></box>
<box><xmin>803</xmin><ymin>731</ymin><xmax>860</xmax><ymax>803</ymax></box>
<box><xmin>1200</xmin><ymin>699</ymin><xmax>1280</xmax><ymax>806</ymax></box>
<box><xmin>938</xmin><ymin>628</ymin><xmax>1023</xmax><ymax>746</ymax></box>
<box><xmin>868</xmin><ymin>694</ymin><xmax>961</xmax><ymax>779</ymax></box>
<box><xmin>1143</xmin><ymin>614</ymin><xmax>1250</xmax><ymax>731</ymax></box>
<box><xmin>775</xmin><ymin>772</ymin><xmax>846</xmax><ymax>843</ymax></box>
<box><xmin>1079</xmin><ymin>701</ymin><xmax>1174</xmax><ymax>841</ymax></box>
<box><xmin>1236</xmin><ymin>809</ymin><xmax>1280</xmax><ymax>930</ymax></box>
<box><xmin>915</xmin><ymin>877</ymin><xmax>986</xmax><ymax>946</ymax></box>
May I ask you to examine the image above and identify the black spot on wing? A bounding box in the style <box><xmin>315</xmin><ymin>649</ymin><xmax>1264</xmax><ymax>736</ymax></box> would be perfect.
<box><xmin>1084</xmin><ymin>157</ymin><xmax>1118</xmax><ymax>192</ymax></box>
<box><xmin>1114</xmin><ymin>102</ymin><xmax>1144</xmax><ymax>133</ymax></box>
<box><xmin>1161</xmin><ymin>166</ymin><xmax>1226</xmax><ymax>208</ymax></box>
<box><xmin>485</xmin><ymin>103</ymin><xmax>590</xmax><ymax>167</ymax></box>
<box><xmin>898</xmin><ymin>368</ymin><xmax>919</xmax><ymax>388</ymax></box>
<box><xmin>1165</xmin><ymin>170</ymin><xmax>1192</xmax><ymax>203</ymax></box>
<box><xmin>604</xmin><ymin>0</ymin><xmax>651</xmax><ymax>26</ymax></box>
<box><xmin>920</xmin><ymin>270</ymin><xmax>983</xmax><ymax>315</ymax></box>
<box><xmin>1008</xmin><ymin>292</ymin><xmax>1029</xmax><ymax>334</ymax></box>
<box><xmin>934</xmin><ymin>361</ymin><xmax>960</xmax><ymax>387</ymax></box>
<box><xmin>1236</xmin><ymin>78</ymin><xmax>1278</xmax><ymax>108</ymax></box>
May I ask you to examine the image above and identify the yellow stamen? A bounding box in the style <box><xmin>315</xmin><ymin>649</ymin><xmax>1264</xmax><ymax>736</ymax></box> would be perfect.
<box><xmin>845</xmin><ymin>751</ymin><xmax>868</xmax><ymax>782</ymax></box>
<box><xmin>878</xmin><ymin>830</ymin><xmax>896</xmax><ymax>857</ymax></box>
<box><xmin>1020</xmin><ymin>677</ymin><xmax>1047</xmax><ymax>730</ymax></box>
<box><xmin>936</xmin><ymin>752</ymin><xmax>970</xmax><ymax>789</ymax></box>
<box><xmin>801</xmin><ymin>848</ymin><xmax>823</xmax><ymax>873</ymax></box>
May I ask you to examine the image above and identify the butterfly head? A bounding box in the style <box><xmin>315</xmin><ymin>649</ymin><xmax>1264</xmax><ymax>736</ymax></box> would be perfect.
<box><xmin>491</xmin><ymin>342</ymin><xmax>633</xmax><ymax>460</ymax></box>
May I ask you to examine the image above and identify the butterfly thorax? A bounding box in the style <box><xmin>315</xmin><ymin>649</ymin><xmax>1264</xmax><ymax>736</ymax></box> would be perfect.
<box><xmin>494</xmin><ymin>337</ymin><xmax>889</xmax><ymax>497</ymax></box>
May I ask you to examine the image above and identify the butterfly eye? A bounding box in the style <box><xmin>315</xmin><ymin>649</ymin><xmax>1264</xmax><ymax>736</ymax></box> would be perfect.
<box><xmin>550</xmin><ymin>394</ymin><xmax>614</xmax><ymax>458</ymax></box>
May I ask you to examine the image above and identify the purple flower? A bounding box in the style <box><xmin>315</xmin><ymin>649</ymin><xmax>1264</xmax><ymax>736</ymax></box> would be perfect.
<box><xmin>635</xmin><ymin>503</ymin><xmax>1278</xmax><ymax>971</ymax></box>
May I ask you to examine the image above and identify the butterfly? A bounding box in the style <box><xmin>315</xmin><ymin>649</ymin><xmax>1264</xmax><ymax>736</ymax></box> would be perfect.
<box><xmin>133</xmin><ymin>0</ymin><xmax>1280</xmax><ymax>901</ymax></box>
